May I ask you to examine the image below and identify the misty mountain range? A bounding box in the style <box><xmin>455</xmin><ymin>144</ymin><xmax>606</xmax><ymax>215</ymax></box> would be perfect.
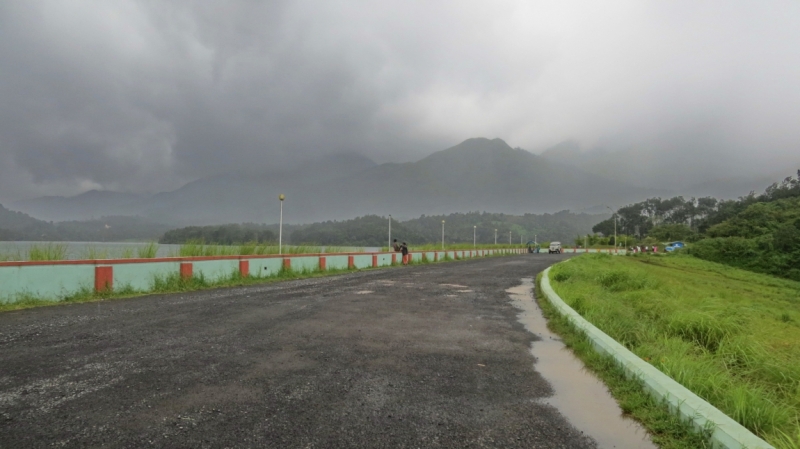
<box><xmin>10</xmin><ymin>137</ymin><xmax>782</xmax><ymax>227</ymax></box>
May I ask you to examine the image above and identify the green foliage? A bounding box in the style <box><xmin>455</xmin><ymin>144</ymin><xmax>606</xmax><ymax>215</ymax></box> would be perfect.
<box><xmin>549</xmin><ymin>254</ymin><xmax>800</xmax><ymax>447</ymax></box>
<box><xmin>690</xmin><ymin>197</ymin><xmax>800</xmax><ymax>281</ymax></box>
<box><xmin>649</xmin><ymin>224</ymin><xmax>696</xmax><ymax>242</ymax></box>
<box><xmin>603</xmin><ymin>170</ymin><xmax>799</xmax><ymax>240</ymax></box>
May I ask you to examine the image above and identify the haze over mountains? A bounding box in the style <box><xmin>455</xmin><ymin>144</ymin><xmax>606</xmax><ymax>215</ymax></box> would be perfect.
<box><xmin>13</xmin><ymin>137</ymin><xmax>791</xmax><ymax>228</ymax></box>
<box><xmin>540</xmin><ymin>141</ymin><xmax>794</xmax><ymax>198</ymax></box>
<box><xmin>13</xmin><ymin>138</ymin><xmax>661</xmax><ymax>226</ymax></box>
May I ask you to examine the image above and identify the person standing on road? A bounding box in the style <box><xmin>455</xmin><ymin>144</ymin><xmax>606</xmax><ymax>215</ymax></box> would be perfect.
<box><xmin>401</xmin><ymin>242</ymin><xmax>409</xmax><ymax>265</ymax></box>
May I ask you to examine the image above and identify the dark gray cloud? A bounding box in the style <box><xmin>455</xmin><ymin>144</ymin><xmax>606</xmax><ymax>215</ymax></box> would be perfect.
<box><xmin>1</xmin><ymin>0</ymin><xmax>799</xmax><ymax>202</ymax></box>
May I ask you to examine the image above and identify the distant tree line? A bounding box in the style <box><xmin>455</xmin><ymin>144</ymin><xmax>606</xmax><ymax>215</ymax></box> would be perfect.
<box><xmin>290</xmin><ymin>210</ymin><xmax>602</xmax><ymax>247</ymax></box>
<box><xmin>159</xmin><ymin>224</ymin><xmax>276</xmax><ymax>245</ymax></box>
<box><xmin>594</xmin><ymin>170</ymin><xmax>800</xmax><ymax>281</ymax></box>
<box><xmin>157</xmin><ymin>210</ymin><xmax>603</xmax><ymax>247</ymax></box>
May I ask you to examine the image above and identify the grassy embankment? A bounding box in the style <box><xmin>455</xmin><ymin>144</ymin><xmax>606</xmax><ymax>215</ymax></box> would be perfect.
<box><xmin>543</xmin><ymin>253</ymin><xmax>800</xmax><ymax>448</ymax></box>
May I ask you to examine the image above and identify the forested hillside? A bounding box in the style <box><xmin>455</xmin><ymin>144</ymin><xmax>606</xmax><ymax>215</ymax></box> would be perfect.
<box><xmin>593</xmin><ymin>170</ymin><xmax>800</xmax><ymax>280</ymax></box>
<box><xmin>0</xmin><ymin>203</ymin><xmax>169</xmax><ymax>241</ymax></box>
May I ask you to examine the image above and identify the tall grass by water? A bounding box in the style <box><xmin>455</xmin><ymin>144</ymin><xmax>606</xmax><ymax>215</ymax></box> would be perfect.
<box><xmin>177</xmin><ymin>241</ymin><xmax>362</xmax><ymax>257</ymax></box>
<box><xmin>0</xmin><ymin>241</ymin><xmax>362</xmax><ymax>262</ymax></box>
<box><xmin>548</xmin><ymin>253</ymin><xmax>800</xmax><ymax>448</ymax></box>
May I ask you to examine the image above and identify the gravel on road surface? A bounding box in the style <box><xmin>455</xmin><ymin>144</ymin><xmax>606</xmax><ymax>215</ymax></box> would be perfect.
<box><xmin>0</xmin><ymin>254</ymin><xmax>596</xmax><ymax>448</ymax></box>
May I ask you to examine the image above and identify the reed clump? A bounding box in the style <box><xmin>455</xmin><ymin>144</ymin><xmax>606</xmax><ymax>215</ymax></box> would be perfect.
<box><xmin>27</xmin><ymin>243</ymin><xmax>68</xmax><ymax>261</ymax></box>
<box><xmin>136</xmin><ymin>242</ymin><xmax>159</xmax><ymax>258</ymax></box>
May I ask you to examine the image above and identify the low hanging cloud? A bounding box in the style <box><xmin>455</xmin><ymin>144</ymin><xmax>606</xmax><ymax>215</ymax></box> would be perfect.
<box><xmin>1</xmin><ymin>0</ymin><xmax>799</xmax><ymax>202</ymax></box>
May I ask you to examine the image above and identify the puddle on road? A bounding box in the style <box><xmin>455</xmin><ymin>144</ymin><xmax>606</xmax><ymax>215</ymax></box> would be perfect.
<box><xmin>508</xmin><ymin>278</ymin><xmax>657</xmax><ymax>449</ymax></box>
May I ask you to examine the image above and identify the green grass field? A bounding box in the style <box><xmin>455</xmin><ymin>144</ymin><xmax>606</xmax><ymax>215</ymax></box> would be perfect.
<box><xmin>548</xmin><ymin>253</ymin><xmax>800</xmax><ymax>448</ymax></box>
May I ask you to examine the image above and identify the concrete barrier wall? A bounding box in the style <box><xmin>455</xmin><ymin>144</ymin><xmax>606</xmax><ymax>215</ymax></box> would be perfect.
<box><xmin>0</xmin><ymin>248</ymin><xmax>524</xmax><ymax>303</ymax></box>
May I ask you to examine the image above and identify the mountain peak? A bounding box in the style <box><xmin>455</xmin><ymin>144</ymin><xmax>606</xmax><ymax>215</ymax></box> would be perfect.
<box><xmin>421</xmin><ymin>137</ymin><xmax>524</xmax><ymax>164</ymax></box>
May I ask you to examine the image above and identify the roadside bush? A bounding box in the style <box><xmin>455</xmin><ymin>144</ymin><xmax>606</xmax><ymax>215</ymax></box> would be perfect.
<box><xmin>690</xmin><ymin>237</ymin><xmax>758</xmax><ymax>267</ymax></box>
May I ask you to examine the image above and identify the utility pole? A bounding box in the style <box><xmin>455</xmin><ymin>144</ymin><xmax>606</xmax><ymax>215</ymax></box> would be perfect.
<box><xmin>473</xmin><ymin>226</ymin><xmax>476</xmax><ymax>248</ymax></box>
<box><xmin>388</xmin><ymin>214</ymin><xmax>392</xmax><ymax>249</ymax></box>
<box><xmin>494</xmin><ymin>229</ymin><xmax>497</xmax><ymax>245</ymax></box>
<box><xmin>278</xmin><ymin>194</ymin><xmax>285</xmax><ymax>255</ymax></box>
<box><xmin>509</xmin><ymin>231</ymin><xmax>511</xmax><ymax>245</ymax></box>
<box><xmin>441</xmin><ymin>220</ymin><xmax>445</xmax><ymax>250</ymax></box>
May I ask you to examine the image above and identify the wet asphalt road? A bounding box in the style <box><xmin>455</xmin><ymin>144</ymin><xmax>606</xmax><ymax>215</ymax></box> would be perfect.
<box><xmin>0</xmin><ymin>254</ymin><xmax>591</xmax><ymax>448</ymax></box>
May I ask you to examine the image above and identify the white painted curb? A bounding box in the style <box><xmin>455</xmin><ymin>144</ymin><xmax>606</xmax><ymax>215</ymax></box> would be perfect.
<box><xmin>540</xmin><ymin>264</ymin><xmax>775</xmax><ymax>449</ymax></box>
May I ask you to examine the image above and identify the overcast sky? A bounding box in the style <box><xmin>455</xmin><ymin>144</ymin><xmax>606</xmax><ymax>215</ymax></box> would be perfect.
<box><xmin>1</xmin><ymin>0</ymin><xmax>799</xmax><ymax>202</ymax></box>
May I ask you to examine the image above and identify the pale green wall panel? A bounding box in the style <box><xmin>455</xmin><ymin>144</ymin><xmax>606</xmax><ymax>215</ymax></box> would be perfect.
<box><xmin>193</xmin><ymin>260</ymin><xmax>239</xmax><ymax>282</ymax></box>
<box><xmin>114</xmin><ymin>262</ymin><xmax>181</xmax><ymax>291</ymax></box>
<box><xmin>326</xmin><ymin>255</ymin><xmax>349</xmax><ymax>270</ymax></box>
<box><xmin>377</xmin><ymin>253</ymin><xmax>393</xmax><ymax>267</ymax></box>
<box><xmin>247</xmin><ymin>258</ymin><xmax>283</xmax><ymax>278</ymax></box>
<box><xmin>0</xmin><ymin>264</ymin><xmax>94</xmax><ymax>303</ymax></box>
<box><xmin>353</xmin><ymin>255</ymin><xmax>371</xmax><ymax>269</ymax></box>
<box><xmin>290</xmin><ymin>256</ymin><xmax>319</xmax><ymax>273</ymax></box>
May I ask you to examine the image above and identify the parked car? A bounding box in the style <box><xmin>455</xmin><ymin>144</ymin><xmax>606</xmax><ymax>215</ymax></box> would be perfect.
<box><xmin>549</xmin><ymin>241</ymin><xmax>562</xmax><ymax>254</ymax></box>
<box><xmin>664</xmin><ymin>241</ymin><xmax>685</xmax><ymax>252</ymax></box>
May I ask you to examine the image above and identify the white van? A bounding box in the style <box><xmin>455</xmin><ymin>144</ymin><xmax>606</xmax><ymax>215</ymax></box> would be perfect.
<box><xmin>549</xmin><ymin>241</ymin><xmax>562</xmax><ymax>254</ymax></box>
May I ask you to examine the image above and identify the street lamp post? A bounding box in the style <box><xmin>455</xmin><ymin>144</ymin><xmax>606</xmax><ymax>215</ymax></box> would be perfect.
<box><xmin>278</xmin><ymin>194</ymin><xmax>285</xmax><ymax>255</ymax></box>
<box><xmin>441</xmin><ymin>220</ymin><xmax>445</xmax><ymax>250</ymax></box>
<box><xmin>494</xmin><ymin>229</ymin><xmax>497</xmax><ymax>245</ymax></box>
<box><xmin>473</xmin><ymin>226</ymin><xmax>476</xmax><ymax>248</ymax></box>
<box><xmin>509</xmin><ymin>231</ymin><xmax>512</xmax><ymax>245</ymax></box>
<box><xmin>388</xmin><ymin>214</ymin><xmax>392</xmax><ymax>249</ymax></box>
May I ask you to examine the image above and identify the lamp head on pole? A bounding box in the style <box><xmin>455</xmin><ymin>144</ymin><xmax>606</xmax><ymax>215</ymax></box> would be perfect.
<box><xmin>279</xmin><ymin>194</ymin><xmax>285</xmax><ymax>201</ymax></box>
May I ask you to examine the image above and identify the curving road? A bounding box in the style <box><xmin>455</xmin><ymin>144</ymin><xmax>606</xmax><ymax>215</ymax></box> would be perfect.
<box><xmin>0</xmin><ymin>254</ymin><xmax>614</xmax><ymax>448</ymax></box>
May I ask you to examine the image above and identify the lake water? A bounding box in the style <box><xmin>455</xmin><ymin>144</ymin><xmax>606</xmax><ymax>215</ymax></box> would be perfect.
<box><xmin>0</xmin><ymin>241</ymin><xmax>378</xmax><ymax>261</ymax></box>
